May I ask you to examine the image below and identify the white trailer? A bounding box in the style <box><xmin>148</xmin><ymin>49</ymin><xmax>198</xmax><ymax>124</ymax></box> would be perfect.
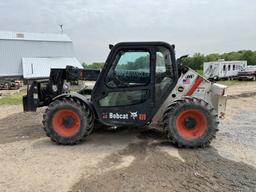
<box><xmin>203</xmin><ymin>60</ymin><xmax>247</xmax><ymax>80</ymax></box>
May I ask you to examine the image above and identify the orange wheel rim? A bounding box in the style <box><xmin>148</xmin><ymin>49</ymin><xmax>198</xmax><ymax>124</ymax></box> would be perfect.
<box><xmin>176</xmin><ymin>109</ymin><xmax>207</xmax><ymax>140</ymax></box>
<box><xmin>52</xmin><ymin>109</ymin><xmax>81</xmax><ymax>137</ymax></box>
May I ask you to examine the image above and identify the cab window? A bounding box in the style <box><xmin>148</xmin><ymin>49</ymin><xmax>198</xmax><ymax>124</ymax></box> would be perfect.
<box><xmin>155</xmin><ymin>46</ymin><xmax>174</xmax><ymax>105</ymax></box>
<box><xmin>106</xmin><ymin>50</ymin><xmax>150</xmax><ymax>88</ymax></box>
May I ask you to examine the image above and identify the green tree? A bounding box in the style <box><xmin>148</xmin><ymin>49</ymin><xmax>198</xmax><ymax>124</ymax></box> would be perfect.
<box><xmin>83</xmin><ymin>62</ymin><xmax>104</xmax><ymax>69</ymax></box>
<box><xmin>205</xmin><ymin>54</ymin><xmax>221</xmax><ymax>62</ymax></box>
<box><xmin>182</xmin><ymin>53</ymin><xmax>205</xmax><ymax>70</ymax></box>
<box><xmin>240</xmin><ymin>50</ymin><xmax>255</xmax><ymax>65</ymax></box>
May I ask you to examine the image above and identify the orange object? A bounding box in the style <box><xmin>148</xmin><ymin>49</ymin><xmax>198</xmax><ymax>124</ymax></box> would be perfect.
<box><xmin>52</xmin><ymin>109</ymin><xmax>81</xmax><ymax>137</ymax></box>
<box><xmin>176</xmin><ymin>109</ymin><xmax>207</xmax><ymax>139</ymax></box>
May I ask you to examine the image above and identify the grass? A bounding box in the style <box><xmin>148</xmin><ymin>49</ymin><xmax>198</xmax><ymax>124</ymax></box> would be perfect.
<box><xmin>0</xmin><ymin>91</ymin><xmax>25</xmax><ymax>106</ymax></box>
<box><xmin>196</xmin><ymin>69</ymin><xmax>204</xmax><ymax>76</ymax></box>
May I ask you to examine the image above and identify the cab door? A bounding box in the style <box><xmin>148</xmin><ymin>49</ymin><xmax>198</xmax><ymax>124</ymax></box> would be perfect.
<box><xmin>92</xmin><ymin>43</ymin><xmax>177</xmax><ymax>126</ymax></box>
<box><xmin>92</xmin><ymin>44</ymin><xmax>155</xmax><ymax>126</ymax></box>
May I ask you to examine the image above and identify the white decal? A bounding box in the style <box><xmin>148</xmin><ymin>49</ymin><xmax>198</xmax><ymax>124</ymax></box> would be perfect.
<box><xmin>103</xmin><ymin>111</ymin><xmax>142</xmax><ymax>120</ymax></box>
<box><xmin>109</xmin><ymin>113</ymin><xmax>129</xmax><ymax>120</ymax></box>
<box><xmin>130</xmin><ymin>112</ymin><xmax>138</xmax><ymax>120</ymax></box>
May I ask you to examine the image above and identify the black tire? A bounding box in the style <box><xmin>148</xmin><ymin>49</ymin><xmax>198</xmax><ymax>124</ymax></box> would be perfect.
<box><xmin>43</xmin><ymin>97</ymin><xmax>94</xmax><ymax>145</ymax></box>
<box><xmin>163</xmin><ymin>97</ymin><xmax>219</xmax><ymax>148</ymax></box>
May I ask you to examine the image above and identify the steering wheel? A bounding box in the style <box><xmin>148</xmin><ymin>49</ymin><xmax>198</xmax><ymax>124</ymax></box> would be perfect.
<box><xmin>107</xmin><ymin>72</ymin><xmax>128</xmax><ymax>87</ymax></box>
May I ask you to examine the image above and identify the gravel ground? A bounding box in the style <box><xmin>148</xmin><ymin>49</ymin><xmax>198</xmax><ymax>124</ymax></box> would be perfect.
<box><xmin>0</xmin><ymin>84</ymin><xmax>255</xmax><ymax>192</ymax></box>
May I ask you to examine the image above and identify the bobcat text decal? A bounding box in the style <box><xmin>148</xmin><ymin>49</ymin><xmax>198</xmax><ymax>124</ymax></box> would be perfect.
<box><xmin>102</xmin><ymin>112</ymin><xmax>147</xmax><ymax>121</ymax></box>
<box><xmin>109</xmin><ymin>113</ymin><xmax>129</xmax><ymax>120</ymax></box>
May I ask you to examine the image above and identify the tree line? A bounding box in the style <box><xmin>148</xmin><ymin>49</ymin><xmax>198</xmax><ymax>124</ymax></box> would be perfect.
<box><xmin>82</xmin><ymin>50</ymin><xmax>256</xmax><ymax>70</ymax></box>
<box><xmin>182</xmin><ymin>50</ymin><xmax>256</xmax><ymax>70</ymax></box>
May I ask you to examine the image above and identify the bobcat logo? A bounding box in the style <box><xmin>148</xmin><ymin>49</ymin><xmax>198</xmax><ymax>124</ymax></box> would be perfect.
<box><xmin>130</xmin><ymin>112</ymin><xmax>138</xmax><ymax>120</ymax></box>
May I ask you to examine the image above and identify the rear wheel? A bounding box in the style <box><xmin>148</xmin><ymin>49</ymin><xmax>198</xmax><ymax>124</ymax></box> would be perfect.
<box><xmin>43</xmin><ymin>97</ymin><xmax>94</xmax><ymax>145</ymax></box>
<box><xmin>163</xmin><ymin>98</ymin><xmax>218</xmax><ymax>148</ymax></box>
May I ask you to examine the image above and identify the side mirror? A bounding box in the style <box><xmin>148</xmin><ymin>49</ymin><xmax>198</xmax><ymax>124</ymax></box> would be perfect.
<box><xmin>177</xmin><ymin>55</ymin><xmax>189</xmax><ymax>63</ymax></box>
<box><xmin>109</xmin><ymin>44</ymin><xmax>114</xmax><ymax>50</ymax></box>
<box><xmin>177</xmin><ymin>55</ymin><xmax>189</xmax><ymax>75</ymax></box>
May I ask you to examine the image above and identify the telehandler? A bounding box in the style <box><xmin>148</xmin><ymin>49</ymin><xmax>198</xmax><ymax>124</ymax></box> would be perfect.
<box><xmin>23</xmin><ymin>42</ymin><xmax>227</xmax><ymax>148</ymax></box>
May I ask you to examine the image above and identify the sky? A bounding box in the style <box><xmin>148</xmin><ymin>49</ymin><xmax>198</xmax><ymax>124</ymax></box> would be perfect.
<box><xmin>0</xmin><ymin>0</ymin><xmax>256</xmax><ymax>63</ymax></box>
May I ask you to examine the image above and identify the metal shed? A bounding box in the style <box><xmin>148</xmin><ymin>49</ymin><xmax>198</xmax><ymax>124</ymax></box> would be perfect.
<box><xmin>22</xmin><ymin>57</ymin><xmax>81</xmax><ymax>79</ymax></box>
<box><xmin>0</xmin><ymin>31</ymin><xmax>82</xmax><ymax>79</ymax></box>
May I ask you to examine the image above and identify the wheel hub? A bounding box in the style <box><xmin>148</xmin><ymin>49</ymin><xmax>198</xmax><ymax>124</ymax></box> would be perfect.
<box><xmin>63</xmin><ymin>116</ymin><xmax>74</xmax><ymax>128</ymax></box>
<box><xmin>184</xmin><ymin>117</ymin><xmax>197</xmax><ymax>129</ymax></box>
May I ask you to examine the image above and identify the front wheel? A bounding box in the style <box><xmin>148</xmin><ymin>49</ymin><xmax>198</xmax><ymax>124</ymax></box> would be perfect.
<box><xmin>43</xmin><ymin>98</ymin><xmax>94</xmax><ymax>145</ymax></box>
<box><xmin>163</xmin><ymin>98</ymin><xmax>219</xmax><ymax>148</ymax></box>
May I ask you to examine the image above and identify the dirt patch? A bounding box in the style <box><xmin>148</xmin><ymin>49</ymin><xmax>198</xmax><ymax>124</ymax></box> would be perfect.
<box><xmin>0</xmin><ymin>107</ymin><xmax>45</xmax><ymax>144</ymax></box>
<box><xmin>0</xmin><ymin>105</ymin><xmax>23</xmax><ymax>119</ymax></box>
<box><xmin>228</xmin><ymin>91</ymin><xmax>256</xmax><ymax>99</ymax></box>
<box><xmin>0</xmin><ymin>128</ymin><xmax>140</xmax><ymax>192</ymax></box>
<box><xmin>71</xmin><ymin>139</ymin><xmax>256</xmax><ymax>192</ymax></box>
<box><xmin>226</xmin><ymin>81</ymin><xmax>256</xmax><ymax>96</ymax></box>
<box><xmin>214</xmin><ymin>96</ymin><xmax>256</xmax><ymax>167</ymax></box>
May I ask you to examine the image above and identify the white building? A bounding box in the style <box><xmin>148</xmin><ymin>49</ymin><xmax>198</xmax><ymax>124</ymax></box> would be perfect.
<box><xmin>203</xmin><ymin>60</ymin><xmax>247</xmax><ymax>80</ymax></box>
<box><xmin>0</xmin><ymin>31</ymin><xmax>82</xmax><ymax>79</ymax></box>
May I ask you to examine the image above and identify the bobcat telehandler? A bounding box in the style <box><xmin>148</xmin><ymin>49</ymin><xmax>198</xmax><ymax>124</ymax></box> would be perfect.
<box><xmin>23</xmin><ymin>42</ymin><xmax>227</xmax><ymax>148</ymax></box>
